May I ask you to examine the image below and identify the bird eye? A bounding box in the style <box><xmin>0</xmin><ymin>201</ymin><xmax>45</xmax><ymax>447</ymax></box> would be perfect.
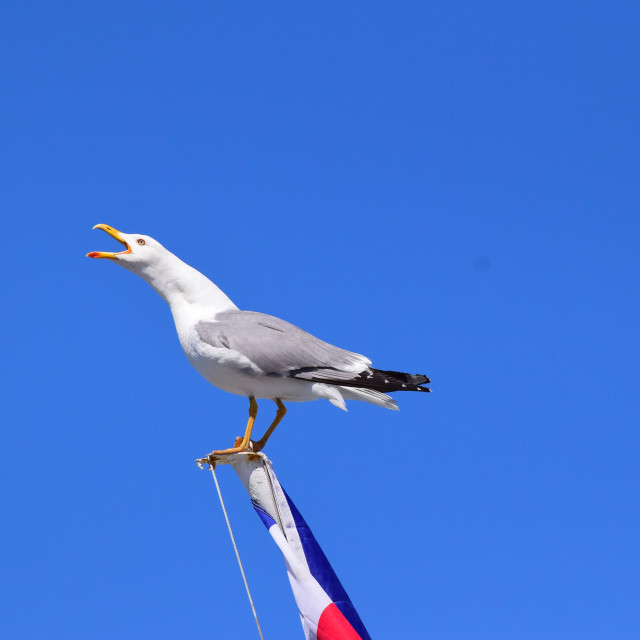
<box><xmin>137</xmin><ymin>239</ymin><xmax>145</xmax><ymax>245</ymax></box>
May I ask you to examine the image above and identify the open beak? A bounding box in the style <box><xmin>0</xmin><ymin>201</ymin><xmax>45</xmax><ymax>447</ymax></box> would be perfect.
<box><xmin>86</xmin><ymin>224</ymin><xmax>132</xmax><ymax>259</ymax></box>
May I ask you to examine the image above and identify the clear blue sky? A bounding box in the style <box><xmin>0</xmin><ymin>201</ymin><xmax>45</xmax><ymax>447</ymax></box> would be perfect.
<box><xmin>2</xmin><ymin>2</ymin><xmax>639</xmax><ymax>638</ymax></box>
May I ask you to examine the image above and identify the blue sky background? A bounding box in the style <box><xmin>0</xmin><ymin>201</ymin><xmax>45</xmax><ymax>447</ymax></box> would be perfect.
<box><xmin>2</xmin><ymin>2</ymin><xmax>639</xmax><ymax>638</ymax></box>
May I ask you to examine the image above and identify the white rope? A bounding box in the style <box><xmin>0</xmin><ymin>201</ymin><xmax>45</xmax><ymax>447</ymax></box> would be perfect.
<box><xmin>209</xmin><ymin>465</ymin><xmax>265</xmax><ymax>640</ymax></box>
<box><xmin>262</xmin><ymin>458</ymin><xmax>286</xmax><ymax>538</ymax></box>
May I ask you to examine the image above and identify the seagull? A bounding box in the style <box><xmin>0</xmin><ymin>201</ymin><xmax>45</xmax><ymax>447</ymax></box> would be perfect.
<box><xmin>87</xmin><ymin>224</ymin><xmax>431</xmax><ymax>455</ymax></box>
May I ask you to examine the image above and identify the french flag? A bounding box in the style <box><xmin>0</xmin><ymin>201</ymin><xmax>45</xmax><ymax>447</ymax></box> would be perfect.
<box><xmin>228</xmin><ymin>454</ymin><xmax>371</xmax><ymax>640</ymax></box>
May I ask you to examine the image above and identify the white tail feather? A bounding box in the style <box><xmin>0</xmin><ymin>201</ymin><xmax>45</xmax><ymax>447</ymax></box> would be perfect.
<box><xmin>338</xmin><ymin>386</ymin><xmax>399</xmax><ymax>410</ymax></box>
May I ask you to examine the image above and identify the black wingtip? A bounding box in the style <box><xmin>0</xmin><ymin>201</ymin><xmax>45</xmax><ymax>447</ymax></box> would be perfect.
<box><xmin>370</xmin><ymin>369</ymin><xmax>432</xmax><ymax>393</ymax></box>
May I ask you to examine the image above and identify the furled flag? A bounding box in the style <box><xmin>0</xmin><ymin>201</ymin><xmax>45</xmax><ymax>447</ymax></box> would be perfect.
<box><xmin>225</xmin><ymin>453</ymin><xmax>371</xmax><ymax>640</ymax></box>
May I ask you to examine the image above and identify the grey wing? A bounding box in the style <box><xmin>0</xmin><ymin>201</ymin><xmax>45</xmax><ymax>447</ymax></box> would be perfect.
<box><xmin>195</xmin><ymin>310</ymin><xmax>371</xmax><ymax>378</ymax></box>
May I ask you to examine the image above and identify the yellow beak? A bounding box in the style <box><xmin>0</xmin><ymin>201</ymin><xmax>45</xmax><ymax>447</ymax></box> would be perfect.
<box><xmin>87</xmin><ymin>224</ymin><xmax>132</xmax><ymax>259</ymax></box>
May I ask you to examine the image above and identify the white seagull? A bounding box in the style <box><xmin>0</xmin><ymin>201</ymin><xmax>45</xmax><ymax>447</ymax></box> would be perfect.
<box><xmin>88</xmin><ymin>224</ymin><xmax>431</xmax><ymax>455</ymax></box>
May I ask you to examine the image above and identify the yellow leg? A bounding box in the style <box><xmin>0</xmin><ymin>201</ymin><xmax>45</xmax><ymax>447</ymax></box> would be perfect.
<box><xmin>252</xmin><ymin>399</ymin><xmax>287</xmax><ymax>453</ymax></box>
<box><xmin>210</xmin><ymin>397</ymin><xmax>258</xmax><ymax>455</ymax></box>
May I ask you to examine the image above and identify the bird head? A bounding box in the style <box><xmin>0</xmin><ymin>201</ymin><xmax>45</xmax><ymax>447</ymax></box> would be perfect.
<box><xmin>86</xmin><ymin>224</ymin><xmax>168</xmax><ymax>273</ymax></box>
<box><xmin>87</xmin><ymin>223</ymin><xmax>232</xmax><ymax>311</ymax></box>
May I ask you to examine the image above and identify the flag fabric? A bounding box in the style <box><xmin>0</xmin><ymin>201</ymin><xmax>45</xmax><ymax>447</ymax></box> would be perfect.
<box><xmin>228</xmin><ymin>453</ymin><xmax>371</xmax><ymax>640</ymax></box>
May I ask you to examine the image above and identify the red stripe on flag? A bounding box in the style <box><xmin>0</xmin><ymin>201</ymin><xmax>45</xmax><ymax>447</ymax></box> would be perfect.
<box><xmin>317</xmin><ymin>603</ymin><xmax>364</xmax><ymax>640</ymax></box>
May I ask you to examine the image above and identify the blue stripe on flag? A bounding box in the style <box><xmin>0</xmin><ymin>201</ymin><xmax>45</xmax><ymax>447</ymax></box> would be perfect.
<box><xmin>251</xmin><ymin>500</ymin><xmax>277</xmax><ymax>529</ymax></box>
<box><xmin>281</xmin><ymin>487</ymin><xmax>372</xmax><ymax>640</ymax></box>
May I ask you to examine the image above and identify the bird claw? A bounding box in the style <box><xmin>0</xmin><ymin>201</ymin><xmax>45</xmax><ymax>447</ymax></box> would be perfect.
<box><xmin>196</xmin><ymin>451</ymin><xmax>231</xmax><ymax>469</ymax></box>
<box><xmin>196</xmin><ymin>435</ymin><xmax>257</xmax><ymax>469</ymax></box>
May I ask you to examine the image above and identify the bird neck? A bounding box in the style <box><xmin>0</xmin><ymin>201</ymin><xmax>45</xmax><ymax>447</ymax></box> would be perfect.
<box><xmin>137</xmin><ymin>253</ymin><xmax>238</xmax><ymax>317</ymax></box>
